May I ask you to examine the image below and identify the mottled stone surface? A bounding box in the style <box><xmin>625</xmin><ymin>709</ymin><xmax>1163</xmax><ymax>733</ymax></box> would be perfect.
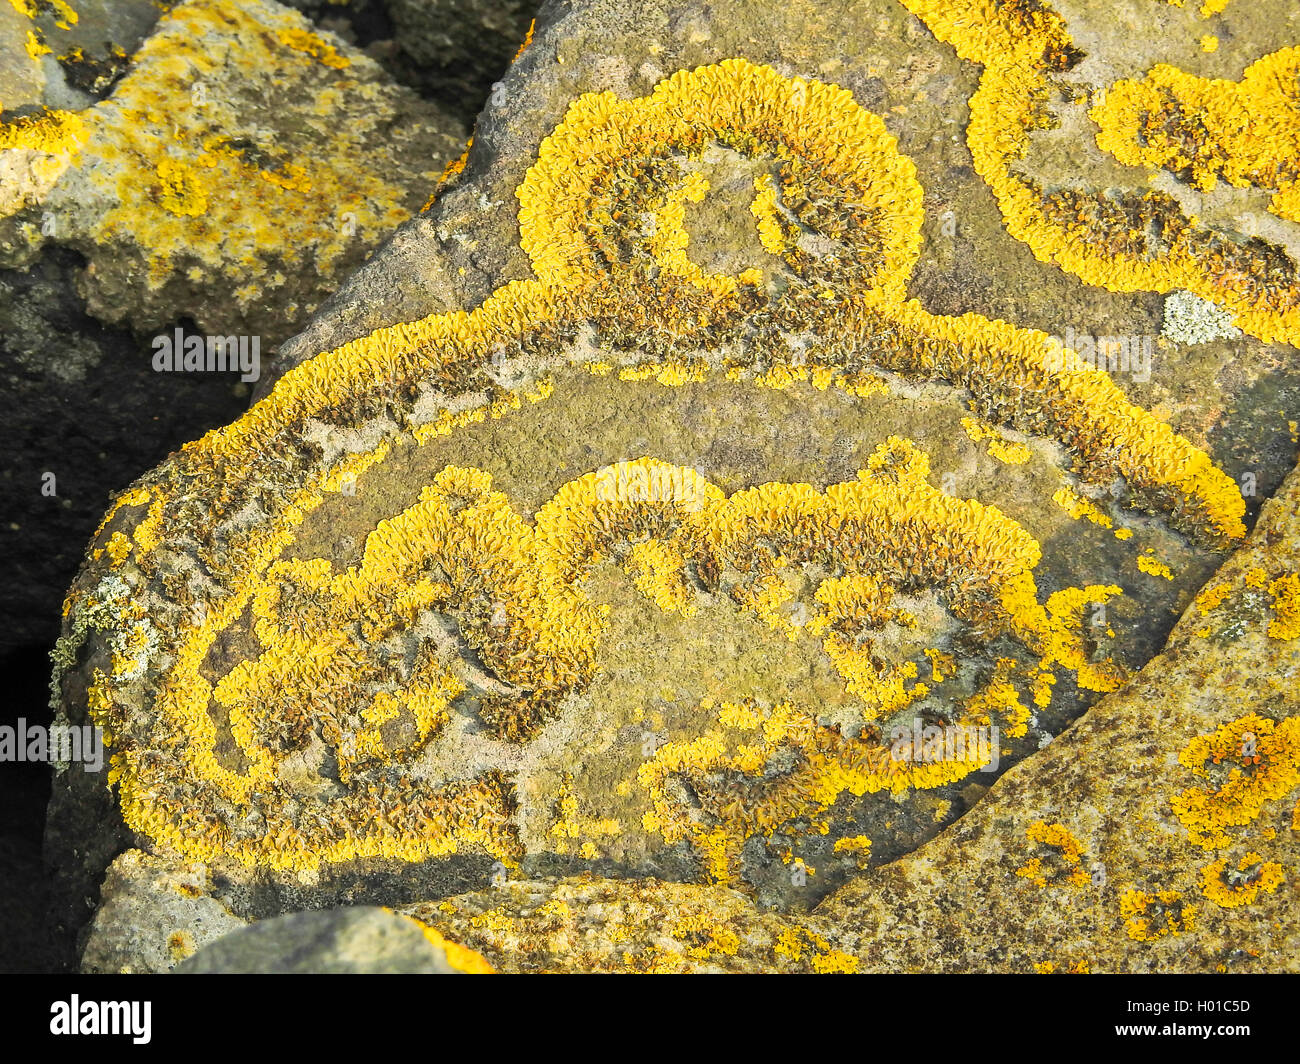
<box><xmin>80</xmin><ymin>849</ymin><xmax>246</xmax><ymax>973</ymax></box>
<box><xmin>174</xmin><ymin>906</ymin><xmax>472</xmax><ymax>973</ymax></box>
<box><xmin>282</xmin><ymin>0</ymin><xmax>539</xmax><ymax>126</ymax></box>
<box><xmin>404</xmin><ymin>453</ymin><xmax>1300</xmax><ymax>972</ymax></box>
<box><xmin>0</xmin><ymin>0</ymin><xmax>467</xmax><ymax>653</ymax></box>
<box><xmin>1</xmin><ymin>0</ymin><xmax>465</xmax><ymax>339</ymax></box>
<box><xmin>48</xmin><ymin>0</ymin><xmax>1299</xmax><ymax>972</ymax></box>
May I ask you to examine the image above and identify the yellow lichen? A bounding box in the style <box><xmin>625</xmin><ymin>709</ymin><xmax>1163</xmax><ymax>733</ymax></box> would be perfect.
<box><xmin>166</xmin><ymin>930</ymin><xmax>195</xmax><ymax>963</ymax></box>
<box><xmin>1093</xmin><ymin>47</ymin><xmax>1300</xmax><ymax>224</ymax></box>
<box><xmin>0</xmin><ymin>0</ymin><xmax>425</xmax><ymax>318</ymax></box>
<box><xmin>1195</xmin><ymin>581</ymin><xmax>1231</xmax><ymax>615</ymax></box>
<box><xmin>402</xmin><ymin>915</ymin><xmax>497</xmax><ymax>973</ymax></box>
<box><xmin>1137</xmin><ymin>552</ymin><xmax>1174</xmax><ymax>580</ymax></box>
<box><xmin>1267</xmin><ymin>572</ymin><xmax>1300</xmax><ymax>639</ymax></box>
<box><xmin>1171</xmin><ymin>713</ymin><xmax>1300</xmax><ymax>849</ymax></box>
<box><xmin>901</xmin><ymin>0</ymin><xmax>1299</xmax><ymax>347</ymax></box>
<box><xmin>1120</xmin><ymin>887</ymin><xmax>1196</xmax><ymax>941</ymax></box>
<box><xmin>1015</xmin><ymin>820</ymin><xmax>1089</xmax><ymax>889</ymax></box>
<box><xmin>1052</xmin><ymin>485</ymin><xmax>1111</xmax><ymax>529</ymax></box>
<box><xmin>1199</xmin><ymin>852</ymin><xmax>1286</xmax><ymax>908</ymax></box>
<box><xmin>961</xmin><ymin>416</ymin><xmax>1031</xmax><ymax>464</ymax></box>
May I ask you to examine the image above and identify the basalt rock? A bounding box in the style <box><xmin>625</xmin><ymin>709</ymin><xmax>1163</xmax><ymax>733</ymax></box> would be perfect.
<box><xmin>50</xmin><ymin>0</ymin><xmax>1299</xmax><ymax>972</ymax></box>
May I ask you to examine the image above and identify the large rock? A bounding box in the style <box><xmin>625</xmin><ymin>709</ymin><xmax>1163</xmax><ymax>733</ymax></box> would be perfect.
<box><xmin>405</xmin><ymin>455</ymin><xmax>1300</xmax><ymax>971</ymax></box>
<box><xmin>53</xmin><ymin>0</ymin><xmax>1299</xmax><ymax>972</ymax></box>
<box><xmin>280</xmin><ymin>1</ymin><xmax>539</xmax><ymax>126</ymax></box>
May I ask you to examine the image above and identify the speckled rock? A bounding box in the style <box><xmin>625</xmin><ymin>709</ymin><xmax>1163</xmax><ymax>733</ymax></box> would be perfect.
<box><xmin>174</xmin><ymin>906</ymin><xmax>486</xmax><ymax>973</ymax></box>
<box><xmin>1</xmin><ymin>0</ymin><xmax>465</xmax><ymax>340</ymax></box>
<box><xmin>49</xmin><ymin>0</ymin><xmax>1299</xmax><ymax>972</ymax></box>
<box><xmin>279</xmin><ymin>0</ymin><xmax>539</xmax><ymax>126</ymax></box>
<box><xmin>0</xmin><ymin>0</ymin><xmax>466</xmax><ymax>655</ymax></box>
<box><xmin>79</xmin><ymin>849</ymin><xmax>246</xmax><ymax>973</ymax></box>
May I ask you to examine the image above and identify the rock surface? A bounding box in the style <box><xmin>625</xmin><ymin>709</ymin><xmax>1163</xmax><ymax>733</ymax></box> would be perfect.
<box><xmin>50</xmin><ymin>0</ymin><xmax>1299</xmax><ymax>972</ymax></box>
<box><xmin>1</xmin><ymin>0</ymin><xmax>465</xmax><ymax>340</ymax></box>
<box><xmin>80</xmin><ymin>849</ymin><xmax>246</xmax><ymax>973</ymax></box>
<box><xmin>175</xmin><ymin>905</ymin><xmax>490</xmax><ymax>973</ymax></box>
<box><xmin>406</xmin><ymin>454</ymin><xmax>1300</xmax><ymax>971</ymax></box>
<box><xmin>282</xmin><ymin>0</ymin><xmax>540</xmax><ymax>126</ymax></box>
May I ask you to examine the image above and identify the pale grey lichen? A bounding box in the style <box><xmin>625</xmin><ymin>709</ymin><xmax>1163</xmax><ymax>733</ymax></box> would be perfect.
<box><xmin>1161</xmin><ymin>290</ymin><xmax>1243</xmax><ymax>345</ymax></box>
<box><xmin>48</xmin><ymin>572</ymin><xmax>134</xmax><ymax>713</ymax></box>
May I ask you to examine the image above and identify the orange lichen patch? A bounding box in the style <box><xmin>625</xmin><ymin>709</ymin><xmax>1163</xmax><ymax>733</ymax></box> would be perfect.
<box><xmin>1052</xmin><ymin>485</ymin><xmax>1111</xmax><ymax>529</ymax></box>
<box><xmin>154</xmin><ymin>157</ymin><xmax>208</xmax><ymax>217</ymax></box>
<box><xmin>425</xmin><ymin>136</ymin><xmax>473</xmax><ymax>210</ymax></box>
<box><xmin>924</xmin><ymin>647</ymin><xmax>955</xmax><ymax>682</ymax></box>
<box><xmin>549</xmin><ymin>772</ymin><xmax>620</xmax><ymax>856</ymax></box>
<box><xmin>1171</xmin><ymin>713</ymin><xmax>1300</xmax><ymax>849</ymax></box>
<box><xmin>275</xmin><ymin>26</ymin><xmax>350</xmax><ymax>69</ymax></box>
<box><xmin>833</xmin><ymin>835</ymin><xmax>872</xmax><ymax>867</ymax></box>
<box><xmin>639</xmin><ymin>695</ymin><xmax>999</xmax><ymax>882</ymax></box>
<box><xmin>901</xmin><ymin>0</ymin><xmax>1300</xmax><ymax>347</ymax></box>
<box><xmin>1014</xmin><ymin>820</ymin><xmax>1089</xmax><ymax>889</ymax></box>
<box><xmin>1195</xmin><ymin>581</ymin><xmax>1231</xmax><ymax>615</ymax></box>
<box><xmin>750</xmin><ymin>172</ymin><xmax>793</xmax><ymax>255</ymax></box>
<box><xmin>0</xmin><ymin>108</ymin><xmax>88</xmax><ymax>155</ymax></box>
<box><xmin>1267</xmin><ymin>572</ymin><xmax>1300</xmax><ymax>639</ymax></box>
<box><xmin>1092</xmin><ymin>48</ymin><xmax>1300</xmax><ymax>224</ymax></box>
<box><xmin>1137</xmin><ymin>552</ymin><xmax>1174</xmax><ymax>580</ymax></box>
<box><xmin>0</xmin><ymin>0</ymin><xmax>422</xmax><ymax>309</ymax></box>
<box><xmin>1120</xmin><ymin>887</ymin><xmax>1197</xmax><ymax>941</ymax></box>
<box><xmin>810</xmin><ymin>949</ymin><xmax>861</xmax><ymax>973</ymax></box>
<box><xmin>0</xmin><ymin>107</ymin><xmax>89</xmax><ymax>212</ymax></box>
<box><xmin>104</xmin><ymin>532</ymin><xmax>131</xmax><ymax>566</ymax></box>
<box><xmin>669</xmin><ymin>912</ymin><xmax>742</xmax><ymax>960</ymax></box>
<box><xmin>459</xmin><ymin>897</ymin><xmax>579</xmax><ymax>962</ymax></box>
<box><xmin>402</xmin><ymin>915</ymin><xmax>497</xmax><ymax>972</ymax></box>
<box><xmin>801</xmin><ymin>574</ymin><xmax>925</xmax><ymax>714</ymax></box>
<box><xmin>513</xmin><ymin>18</ymin><xmax>536</xmax><ymax>62</ymax></box>
<box><xmin>770</xmin><ymin>925</ymin><xmax>859</xmax><ymax>972</ymax></box>
<box><xmin>961</xmin><ymin>417</ymin><xmax>1031</xmax><ymax>464</ymax></box>
<box><xmin>1199</xmin><ymin>852</ymin><xmax>1286</xmax><ymax>908</ymax></box>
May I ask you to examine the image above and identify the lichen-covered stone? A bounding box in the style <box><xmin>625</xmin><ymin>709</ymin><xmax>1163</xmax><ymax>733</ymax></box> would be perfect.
<box><xmin>0</xmin><ymin>0</ymin><xmax>466</xmax><ymax>649</ymax></box>
<box><xmin>49</xmin><ymin>0</ymin><xmax>1299</xmax><ymax>972</ymax></box>
<box><xmin>0</xmin><ymin>0</ymin><xmax>465</xmax><ymax>339</ymax></box>
<box><xmin>405</xmin><ymin>451</ymin><xmax>1300</xmax><ymax>972</ymax></box>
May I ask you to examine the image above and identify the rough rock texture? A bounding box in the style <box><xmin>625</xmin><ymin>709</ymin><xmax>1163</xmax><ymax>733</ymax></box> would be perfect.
<box><xmin>80</xmin><ymin>849</ymin><xmax>246</xmax><ymax>973</ymax></box>
<box><xmin>405</xmin><ymin>458</ymin><xmax>1300</xmax><ymax>971</ymax></box>
<box><xmin>174</xmin><ymin>905</ymin><xmax>487</xmax><ymax>973</ymax></box>
<box><xmin>2</xmin><ymin>0</ymin><xmax>471</xmax><ymax>973</ymax></box>
<box><xmin>1</xmin><ymin>0</ymin><xmax>468</xmax><ymax>655</ymax></box>
<box><xmin>51</xmin><ymin>0</ymin><xmax>1299</xmax><ymax>972</ymax></box>
<box><xmin>1</xmin><ymin>0</ymin><xmax>465</xmax><ymax>339</ymax></box>
<box><xmin>281</xmin><ymin>1</ymin><xmax>539</xmax><ymax>126</ymax></box>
